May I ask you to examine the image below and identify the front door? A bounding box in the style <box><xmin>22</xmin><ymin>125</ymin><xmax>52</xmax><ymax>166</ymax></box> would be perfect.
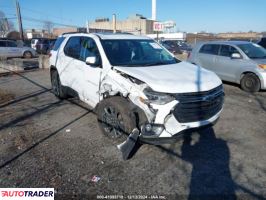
<box><xmin>56</xmin><ymin>36</ymin><xmax>102</xmax><ymax>107</ymax></box>
<box><xmin>215</xmin><ymin>45</ymin><xmax>242</xmax><ymax>82</ymax></box>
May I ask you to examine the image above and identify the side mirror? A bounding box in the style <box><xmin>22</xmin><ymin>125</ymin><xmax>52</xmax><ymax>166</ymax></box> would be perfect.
<box><xmin>85</xmin><ymin>56</ymin><xmax>97</xmax><ymax>65</ymax></box>
<box><xmin>231</xmin><ymin>53</ymin><xmax>241</xmax><ymax>59</ymax></box>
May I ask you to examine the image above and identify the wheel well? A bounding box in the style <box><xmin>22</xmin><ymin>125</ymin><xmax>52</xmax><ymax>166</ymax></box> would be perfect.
<box><xmin>50</xmin><ymin>65</ymin><xmax>57</xmax><ymax>73</ymax></box>
<box><xmin>95</xmin><ymin>95</ymin><xmax>148</xmax><ymax>130</ymax></box>
<box><xmin>23</xmin><ymin>51</ymin><xmax>32</xmax><ymax>55</ymax></box>
<box><xmin>240</xmin><ymin>71</ymin><xmax>259</xmax><ymax>80</ymax></box>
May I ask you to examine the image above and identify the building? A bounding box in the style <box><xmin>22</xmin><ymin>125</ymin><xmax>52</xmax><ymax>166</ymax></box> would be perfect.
<box><xmin>25</xmin><ymin>29</ymin><xmax>49</xmax><ymax>39</ymax></box>
<box><xmin>217</xmin><ymin>32</ymin><xmax>262</xmax><ymax>40</ymax></box>
<box><xmin>52</xmin><ymin>27</ymin><xmax>78</xmax><ymax>37</ymax></box>
<box><xmin>88</xmin><ymin>14</ymin><xmax>154</xmax><ymax>35</ymax></box>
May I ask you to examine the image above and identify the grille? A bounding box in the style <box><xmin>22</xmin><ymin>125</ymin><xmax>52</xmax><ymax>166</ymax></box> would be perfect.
<box><xmin>173</xmin><ymin>85</ymin><xmax>224</xmax><ymax>123</ymax></box>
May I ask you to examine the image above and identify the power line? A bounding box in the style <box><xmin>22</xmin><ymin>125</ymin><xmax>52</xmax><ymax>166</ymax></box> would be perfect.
<box><xmin>20</xmin><ymin>6</ymin><xmax>74</xmax><ymax>24</ymax></box>
<box><xmin>22</xmin><ymin>16</ymin><xmax>79</xmax><ymax>28</ymax></box>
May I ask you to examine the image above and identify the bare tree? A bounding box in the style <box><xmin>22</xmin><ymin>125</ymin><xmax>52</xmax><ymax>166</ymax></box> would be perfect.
<box><xmin>43</xmin><ymin>20</ymin><xmax>54</xmax><ymax>34</ymax></box>
<box><xmin>0</xmin><ymin>11</ymin><xmax>15</xmax><ymax>37</ymax></box>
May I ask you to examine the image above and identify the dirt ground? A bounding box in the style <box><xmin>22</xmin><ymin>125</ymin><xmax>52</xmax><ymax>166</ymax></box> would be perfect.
<box><xmin>0</xmin><ymin>69</ymin><xmax>266</xmax><ymax>200</ymax></box>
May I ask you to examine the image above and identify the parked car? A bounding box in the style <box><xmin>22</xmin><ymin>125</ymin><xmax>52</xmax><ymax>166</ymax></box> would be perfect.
<box><xmin>0</xmin><ymin>39</ymin><xmax>36</xmax><ymax>59</ymax></box>
<box><xmin>160</xmin><ymin>40</ymin><xmax>182</xmax><ymax>54</ymax></box>
<box><xmin>31</xmin><ymin>38</ymin><xmax>40</xmax><ymax>49</ymax></box>
<box><xmin>176</xmin><ymin>40</ymin><xmax>193</xmax><ymax>53</ymax></box>
<box><xmin>50</xmin><ymin>33</ymin><xmax>224</xmax><ymax>145</ymax></box>
<box><xmin>187</xmin><ymin>41</ymin><xmax>266</xmax><ymax>92</ymax></box>
<box><xmin>36</xmin><ymin>38</ymin><xmax>56</xmax><ymax>54</ymax></box>
<box><xmin>258</xmin><ymin>37</ymin><xmax>266</xmax><ymax>49</ymax></box>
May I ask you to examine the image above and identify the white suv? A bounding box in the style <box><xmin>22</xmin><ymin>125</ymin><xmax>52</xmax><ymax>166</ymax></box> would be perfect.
<box><xmin>50</xmin><ymin>33</ymin><xmax>224</xmax><ymax>144</ymax></box>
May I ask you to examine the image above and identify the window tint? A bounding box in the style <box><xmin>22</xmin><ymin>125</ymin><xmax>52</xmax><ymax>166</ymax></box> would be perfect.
<box><xmin>0</xmin><ymin>41</ymin><xmax>6</xmax><ymax>47</ymax></box>
<box><xmin>53</xmin><ymin>37</ymin><xmax>65</xmax><ymax>51</ymax></box>
<box><xmin>219</xmin><ymin>45</ymin><xmax>239</xmax><ymax>57</ymax></box>
<box><xmin>258</xmin><ymin>39</ymin><xmax>266</xmax><ymax>48</ymax></box>
<box><xmin>64</xmin><ymin>37</ymin><xmax>81</xmax><ymax>59</ymax></box>
<box><xmin>199</xmin><ymin>44</ymin><xmax>220</xmax><ymax>55</ymax></box>
<box><xmin>79</xmin><ymin>37</ymin><xmax>100</xmax><ymax>62</ymax></box>
<box><xmin>6</xmin><ymin>41</ymin><xmax>17</xmax><ymax>47</ymax></box>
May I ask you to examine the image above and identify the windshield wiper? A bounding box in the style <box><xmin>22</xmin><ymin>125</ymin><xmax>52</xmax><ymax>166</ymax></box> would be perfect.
<box><xmin>143</xmin><ymin>62</ymin><xmax>170</xmax><ymax>66</ymax></box>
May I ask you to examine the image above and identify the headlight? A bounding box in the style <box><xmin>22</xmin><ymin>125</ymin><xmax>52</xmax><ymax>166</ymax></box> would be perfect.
<box><xmin>258</xmin><ymin>64</ymin><xmax>266</xmax><ymax>70</ymax></box>
<box><xmin>143</xmin><ymin>87</ymin><xmax>174</xmax><ymax>105</ymax></box>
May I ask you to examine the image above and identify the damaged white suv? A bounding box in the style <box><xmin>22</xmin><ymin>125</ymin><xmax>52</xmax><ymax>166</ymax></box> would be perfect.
<box><xmin>50</xmin><ymin>33</ymin><xmax>224</xmax><ymax>144</ymax></box>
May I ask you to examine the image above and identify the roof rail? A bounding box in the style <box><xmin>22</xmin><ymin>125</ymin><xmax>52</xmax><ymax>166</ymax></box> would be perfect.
<box><xmin>62</xmin><ymin>31</ymin><xmax>87</xmax><ymax>35</ymax></box>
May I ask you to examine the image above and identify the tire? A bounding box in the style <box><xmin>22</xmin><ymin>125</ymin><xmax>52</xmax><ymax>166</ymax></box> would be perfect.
<box><xmin>240</xmin><ymin>73</ymin><xmax>260</xmax><ymax>93</ymax></box>
<box><xmin>97</xmin><ymin>97</ymin><xmax>136</xmax><ymax>143</ymax></box>
<box><xmin>23</xmin><ymin>51</ymin><xmax>32</xmax><ymax>59</ymax></box>
<box><xmin>51</xmin><ymin>70</ymin><xmax>67</xmax><ymax>99</ymax></box>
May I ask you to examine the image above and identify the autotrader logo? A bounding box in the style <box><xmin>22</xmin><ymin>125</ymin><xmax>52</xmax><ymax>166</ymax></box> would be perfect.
<box><xmin>0</xmin><ymin>188</ymin><xmax>54</xmax><ymax>199</ymax></box>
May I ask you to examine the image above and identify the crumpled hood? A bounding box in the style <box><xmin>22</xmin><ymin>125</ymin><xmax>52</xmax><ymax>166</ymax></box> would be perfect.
<box><xmin>114</xmin><ymin>61</ymin><xmax>222</xmax><ymax>93</ymax></box>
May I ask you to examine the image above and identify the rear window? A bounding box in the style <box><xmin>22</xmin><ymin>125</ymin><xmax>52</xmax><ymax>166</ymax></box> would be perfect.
<box><xmin>53</xmin><ymin>37</ymin><xmax>65</xmax><ymax>51</ymax></box>
<box><xmin>199</xmin><ymin>44</ymin><xmax>220</xmax><ymax>55</ymax></box>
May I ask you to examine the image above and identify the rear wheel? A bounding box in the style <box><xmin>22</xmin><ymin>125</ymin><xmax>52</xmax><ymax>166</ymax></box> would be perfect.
<box><xmin>23</xmin><ymin>51</ymin><xmax>32</xmax><ymax>59</ymax></box>
<box><xmin>240</xmin><ymin>73</ymin><xmax>260</xmax><ymax>93</ymax></box>
<box><xmin>97</xmin><ymin>97</ymin><xmax>136</xmax><ymax>143</ymax></box>
<box><xmin>51</xmin><ymin>70</ymin><xmax>67</xmax><ymax>99</ymax></box>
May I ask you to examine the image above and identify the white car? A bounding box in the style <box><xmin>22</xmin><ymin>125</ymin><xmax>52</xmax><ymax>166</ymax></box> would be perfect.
<box><xmin>50</xmin><ymin>33</ymin><xmax>224</xmax><ymax>144</ymax></box>
<box><xmin>0</xmin><ymin>39</ymin><xmax>36</xmax><ymax>59</ymax></box>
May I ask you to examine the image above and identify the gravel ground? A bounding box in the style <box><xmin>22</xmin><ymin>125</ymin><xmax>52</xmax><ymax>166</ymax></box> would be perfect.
<box><xmin>0</xmin><ymin>69</ymin><xmax>265</xmax><ymax>200</ymax></box>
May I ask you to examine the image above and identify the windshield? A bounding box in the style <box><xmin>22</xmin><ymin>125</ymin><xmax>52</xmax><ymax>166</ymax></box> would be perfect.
<box><xmin>237</xmin><ymin>43</ymin><xmax>266</xmax><ymax>59</ymax></box>
<box><xmin>101</xmin><ymin>39</ymin><xmax>179</xmax><ymax>67</ymax></box>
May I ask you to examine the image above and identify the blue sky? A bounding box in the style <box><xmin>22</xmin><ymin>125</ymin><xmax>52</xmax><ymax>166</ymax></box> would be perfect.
<box><xmin>1</xmin><ymin>0</ymin><xmax>266</xmax><ymax>33</ymax></box>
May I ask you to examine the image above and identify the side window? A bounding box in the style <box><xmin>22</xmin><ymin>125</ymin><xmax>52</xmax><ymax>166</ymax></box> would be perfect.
<box><xmin>0</xmin><ymin>41</ymin><xmax>6</xmax><ymax>47</ymax></box>
<box><xmin>6</xmin><ymin>41</ymin><xmax>17</xmax><ymax>47</ymax></box>
<box><xmin>199</xmin><ymin>44</ymin><xmax>220</xmax><ymax>55</ymax></box>
<box><xmin>64</xmin><ymin>37</ymin><xmax>82</xmax><ymax>59</ymax></box>
<box><xmin>79</xmin><ymin>37</ymin><xmax>100</xmax><ymax>62</ymax></box>
<box><xmin>219</xmin><ymin>45</ymin><xmax>239</xmax><ymax>57</ymax></box>
<box><xmin>53</xmin><ymin>37</ymin><xmax>65</xmax><ymax>51</ymax></box>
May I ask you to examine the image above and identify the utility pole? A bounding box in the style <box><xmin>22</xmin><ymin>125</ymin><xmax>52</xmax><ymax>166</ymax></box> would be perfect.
<box><xmin>15</xmin><ymin>0</ymin><xmax>24</xmax><ymax>40</ymax></box>
<box><xmin>112</xmin><ymin>14</ymin><xmax>116</xmax><ymax>33</ymax></box>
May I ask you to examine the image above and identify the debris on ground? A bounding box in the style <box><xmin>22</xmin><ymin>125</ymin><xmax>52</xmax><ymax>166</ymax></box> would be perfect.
<box><xmin>65</xmin><ymin>129</ymin><xmax>71</xmax><ymax>133</ymax></box>
<box><xmin>117</xmin><ymin>128</ymin><xmax>142</xmax><ymax>160</ymax></box>
<box><xmin>91</xmin><ymin>175</ymin><xmax>101</xmax><ymax>183</ymax></box>
<box><xmin>0</xmin><ymin>89</ymin><xmax>15</xmax><ymax>104</ymax></box>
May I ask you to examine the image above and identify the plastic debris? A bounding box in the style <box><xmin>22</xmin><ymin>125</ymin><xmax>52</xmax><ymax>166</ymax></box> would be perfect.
<box><xmin>248</xmin><ymin>99</ymin><xmax>252</xmax><ymax>103</ymax></box>
<box><xmin>117</xmin><ymin>128</ymin><xmax>141</xmax><ymax>160</ymax></box>
<box><xmin>65</xmin><ymin>129</ymin><xmax>71</xmax><ymax>133</ymax></box>
<box><xmin>101</xmin><ymin>161</ymin><xmax>104</xmax><ymax>164</ymax></box>
<box><xmin>91</xmin><ymin>175</ymin><xmax>101</xmax><ymax>183</ymax></box>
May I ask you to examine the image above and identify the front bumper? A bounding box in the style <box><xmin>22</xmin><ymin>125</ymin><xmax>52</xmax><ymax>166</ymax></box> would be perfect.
<box><xmin>138</xmin><ymin>85</ymin><xmax>224</xmax><ymax>144</ymax></box>
<box><xmin>139</xmin><ymin>111</ymin><xmax>221</xmax><ymax>145</ymax></box>
<box><xmin>258</xmin><ymin>71</ymin><xmax>266</xmax><ymax>90</ymax></box>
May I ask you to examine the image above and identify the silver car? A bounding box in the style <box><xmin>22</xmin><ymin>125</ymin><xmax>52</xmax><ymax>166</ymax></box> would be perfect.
<box><xmin>0</xmin><ymin>39</ymin><xmax>37</xmax><ymax>59</ymax></box>
<box><xmin>187</xmin><ymin>41</ymin><xmax>266</xmax><ymax>92</ymax></box>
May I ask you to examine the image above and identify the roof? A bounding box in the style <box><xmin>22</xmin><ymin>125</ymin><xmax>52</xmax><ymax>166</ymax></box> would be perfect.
<box><xmin>96</xmin><ymin>33</ymin><xmax>151</xmax><ymax>40</ymax></box>
<box><xmin>61</xmin><ymin>32</ymin><xmax>152</xmax><ymax>40</ymax></box>
<box><xmin>200</xmin><ymin>40</ymin><xmax>252</xmax><ymax>45</ymax></box>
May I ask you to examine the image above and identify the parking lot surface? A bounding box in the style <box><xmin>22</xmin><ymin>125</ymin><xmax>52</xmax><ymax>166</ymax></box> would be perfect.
<box><xmin>0</xmin><ymin>69</ymin><xmax>266</xmax><ymax>199</ymax></box>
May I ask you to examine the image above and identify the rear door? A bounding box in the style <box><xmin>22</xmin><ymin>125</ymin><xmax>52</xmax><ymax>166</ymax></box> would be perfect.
<box><xmin>6</xmin><ymin>41</ymin><xmax>21</xmax><ymax>57</ymax></box>
<box><xmin>197</xmin><ymin>44</ymin><xmax>220</xmax><ymax>71</ymax></box>
<box><xmin>215</xmin><ymin>45</ymin><xmax>242</xmax><ymax>82</ymax></box>
<box><xmin>0</xmin><ymin>41</ymin><xmax>7</xmax><ymax>57</ymax></box>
